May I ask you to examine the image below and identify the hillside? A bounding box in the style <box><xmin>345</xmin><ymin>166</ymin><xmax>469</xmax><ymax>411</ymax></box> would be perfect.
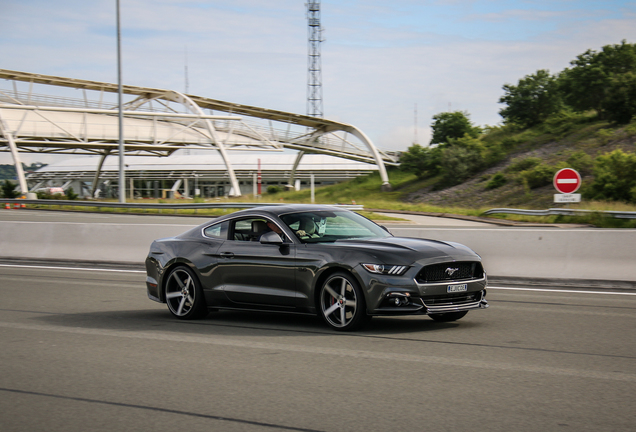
<box><xmin>400</xmin><ymin>115</ymin><xmax>636</xmax><ymax>209</ymax></box>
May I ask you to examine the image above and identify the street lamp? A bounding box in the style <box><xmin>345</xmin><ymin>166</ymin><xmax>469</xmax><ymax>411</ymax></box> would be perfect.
<box><xmin>116</xmin><ymin>0</ymin><xmax>126</xmax><ymax>203</ymax></box>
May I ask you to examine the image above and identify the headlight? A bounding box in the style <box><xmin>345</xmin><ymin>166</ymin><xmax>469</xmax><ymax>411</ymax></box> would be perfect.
<box><xmin>362</xmin><ymin>264</ymin><xmax>408</xmax><ymax>275</ymax></box>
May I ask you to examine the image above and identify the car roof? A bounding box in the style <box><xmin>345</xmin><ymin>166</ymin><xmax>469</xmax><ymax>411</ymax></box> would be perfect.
<box><xmin>212</xmin><ymin>204</ymin><xmax>350</xmax><ymax>222</ymax></box>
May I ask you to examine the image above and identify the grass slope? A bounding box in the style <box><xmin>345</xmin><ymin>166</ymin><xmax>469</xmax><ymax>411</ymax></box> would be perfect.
<box><xmin>263</xmin><ymin>114</ymin><xmax>636</xmax><ymax>227</ymax></box>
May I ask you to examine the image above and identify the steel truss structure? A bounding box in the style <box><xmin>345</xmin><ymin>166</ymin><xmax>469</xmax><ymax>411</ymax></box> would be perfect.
<box><xmin>0</xmin><ymin>69</ymin><xmax>397</xmax><ymax>196</ymax></box>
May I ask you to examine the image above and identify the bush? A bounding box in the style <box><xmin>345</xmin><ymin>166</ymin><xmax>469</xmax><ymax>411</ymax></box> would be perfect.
<box><xmin>36</xmin><ymin>191</ymin><xmax>65</xmax><ymax>200</ymax></box>
<box><xmin>66</xmin><ymin>187</ymin><xmax>79</xmax><ymax>200</ymax></box>
<box><xmin>267</xmin><ymin>185</ymin><xmax>283</xmax><ymax>194</ymax></box>
<box><xmin>518</xmin><ymin>163</ymin><xmax>557</xmax><ymax>189</ymax></box>
<box><xmin>586</xmin><ymin>149</ymin><xmax>636</xmax><ymax>202</ymax></box>
<box><xmin>505</xmin><ymin>157</ymin><xmax>542</xmax><ymax>173</ymax></box>
<box><xmin>399</xmin><ymin>144</ymin><xmax>442</xmax><ymax>179</ymax></box>
<box><xmin>485</xmin><ymin>173</ymin><xmax>507</xmax><ymax>190</ymax></box>
<box><xmin>439</xmin><ymin>144</ymin><xmax>485</xmax><ymax>186</ymax></box>
<box><xmin>595</xmin><ymin>128</ymin><xmax>615</xmax><ymax>146</ymax></box>
<box><xmin>566</xmin><ymin>151</ymin><xmax>594</xmax><ymax>176</ymax></box>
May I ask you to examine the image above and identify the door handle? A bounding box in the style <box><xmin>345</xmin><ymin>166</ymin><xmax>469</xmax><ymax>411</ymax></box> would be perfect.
<box><xmin>220</xmin><ymin>251</ymin><xmax>234</xmax><ymax>258</ymax></box>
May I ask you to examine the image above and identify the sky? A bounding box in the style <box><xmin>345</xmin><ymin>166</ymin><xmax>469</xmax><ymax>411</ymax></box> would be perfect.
<box><xmin>1</xmin><ymin>0</ymin><xmax>635</xmax><ymax>165</ymax></box>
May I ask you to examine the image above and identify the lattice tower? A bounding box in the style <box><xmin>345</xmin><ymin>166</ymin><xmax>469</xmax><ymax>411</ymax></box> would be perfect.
<box><xmin>306</xmin><ymin>1</ymin><xmax>323</xmax><ymax>118</ymax></box>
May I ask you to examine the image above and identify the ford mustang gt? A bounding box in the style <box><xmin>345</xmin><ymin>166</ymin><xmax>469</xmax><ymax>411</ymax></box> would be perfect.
<box><xmin>145</xmin><ymin>204</ymin><xmax>488</xmax><ymax>331</ymax></box>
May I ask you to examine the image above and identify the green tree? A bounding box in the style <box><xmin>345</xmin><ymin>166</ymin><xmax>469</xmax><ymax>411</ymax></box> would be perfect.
<box><xmin>559</xmin><ymin>40</ymin><xmax>636</xmax><ymax>123</ymax></box>
<box><xmin>399</xmin><ymin>144</ymin><xmax>442</xmax><ymax>179</ymax></box>
<box><xmin>430</xmin><ymin>111</ymin><xmax>480</xmax><ymax>146</ymax></box>
<box><xmin>66</xmin><ymin>187</ymin><xmax>79</xmax><ymax>200</ymax></box>
<box><xmin>1</xmin><ymin>180</ymin><xmax>20</xmax><ymax>198</ymax></box>
<box><xmin>586</xmin><ymin>150</ymin><xmax>636</xmax><ymax>202</ymax></box>
<box><xmin>602</xmin><ymin>71</ymin><xmax>636</xmax><ymax>124</ymax></box>
<box><xmin>499</xmin><ymin>70</ymin><xmax>563</xmax><ymax>128</ymax></box>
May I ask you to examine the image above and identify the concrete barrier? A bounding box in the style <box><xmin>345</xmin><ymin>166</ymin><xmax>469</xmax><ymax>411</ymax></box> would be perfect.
<box><xmin>1</xmin><ymin>220</ymin><xmax>634</xmax><ymax>283</ymax></box>
<box><xmin>0</xmin><ymin>221</ymin><xmax>191</xmax><ymax>264</ymax></box>
<box><xmin>390</xmin><ymin>227</ymin><xmax>636</xmax><ymax>282</ymax></box>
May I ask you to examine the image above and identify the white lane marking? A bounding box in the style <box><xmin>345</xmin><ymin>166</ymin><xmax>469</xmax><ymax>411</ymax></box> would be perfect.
<box><xmin>1</xmin><ymin>321</ymin><xmax>634</xmax><ymax>383</ymax></box>
<box><xmin>488</xmin><ymin>286</ymin><xmax>636</xmax><ymax>296</ymax></box>
<box><xmin>0</xmin><ymin>264</ymin><xmax>145</xmax><ymax>274</ymax></box>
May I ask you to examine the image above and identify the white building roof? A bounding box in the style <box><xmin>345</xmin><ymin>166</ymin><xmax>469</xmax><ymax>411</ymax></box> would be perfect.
<box><xmin>36</xmin><ymin>152</ymin><xmax>378</xmax><ymax>174</ymax></box>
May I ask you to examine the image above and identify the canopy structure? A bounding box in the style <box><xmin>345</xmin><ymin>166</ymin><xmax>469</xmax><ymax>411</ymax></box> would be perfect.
<box><xmin>0</xmin><ymin>69</ymin><xmax>398</xmax><ymax>196</ymax></box>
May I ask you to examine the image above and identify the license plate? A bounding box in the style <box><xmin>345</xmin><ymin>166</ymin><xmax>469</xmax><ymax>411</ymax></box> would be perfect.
<box><xmin>447</xmin><ymin>284</ymin><xmax>467</xmax><ymax>293</ymax></box>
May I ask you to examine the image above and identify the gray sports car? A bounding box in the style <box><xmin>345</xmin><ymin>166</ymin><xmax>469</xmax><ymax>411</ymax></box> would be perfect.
<box><xmin>145</xmin><ymin>204</ymin><xmax>488</xmax><ymax>331</ymax></box>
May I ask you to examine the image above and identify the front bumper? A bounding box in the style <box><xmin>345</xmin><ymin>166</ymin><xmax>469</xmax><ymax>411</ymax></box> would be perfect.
<box><xmin>370</xmin><ymin>288</ymin><xmax>488</xmax><ymax>316</ymax></box>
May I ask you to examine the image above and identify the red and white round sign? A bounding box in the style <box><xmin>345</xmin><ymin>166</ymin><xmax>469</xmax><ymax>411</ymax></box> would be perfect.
<box><xmin>553</xmin><ymin>168</ymin><xmax>581</xmax><ymax>194</ymax></box>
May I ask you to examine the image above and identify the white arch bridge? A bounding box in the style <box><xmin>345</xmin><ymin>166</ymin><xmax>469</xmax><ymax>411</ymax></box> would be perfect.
<box><xmin>0</xmin><ymin>69</ymin><xmax>398</xmax><ymax>196</ymax></box>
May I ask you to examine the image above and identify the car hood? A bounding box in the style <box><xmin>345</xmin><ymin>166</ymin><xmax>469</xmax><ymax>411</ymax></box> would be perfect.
<box><xmin>332</xmin><ymin>237</ymin><xmax>479</xmax><ymax>263</ymax></box>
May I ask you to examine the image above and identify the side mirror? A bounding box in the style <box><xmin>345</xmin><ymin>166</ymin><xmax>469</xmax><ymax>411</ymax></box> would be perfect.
<box><xmin>260</xmin><ymin>231</ymin><xmax>284</xmax><ymax>245</ymax></box>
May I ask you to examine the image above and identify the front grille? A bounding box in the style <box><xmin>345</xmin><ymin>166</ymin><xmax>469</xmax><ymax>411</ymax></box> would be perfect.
<box><xmin>423</xmin><ymin>291</ymin><xmax>481</xmax><ymax>306</ymax></box>
<box><xmin>416</xmin><ymin>261</ymin><xmax>483</xmax><ymax>284</ymax></box>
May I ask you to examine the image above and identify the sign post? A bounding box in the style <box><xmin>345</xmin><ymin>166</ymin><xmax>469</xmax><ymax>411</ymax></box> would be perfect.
<box><xmin>553</xmin><ymin>168</ymin><xmax>581</xmax><ymax>203</ymax></box>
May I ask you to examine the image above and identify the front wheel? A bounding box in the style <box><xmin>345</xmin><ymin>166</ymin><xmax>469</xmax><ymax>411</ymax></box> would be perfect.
<box><xmin>429</xmin><ymin>311</ymin><xmax>468</xmax><ymax>322</ymax></box>
<box><xmin>165</xmin><ymin>266</ymin><xmax>208</xmax><ymax>320</ymax></box>
<box><xmin>318</xmin><ymin>272</ymin><xmax>369</xmax><ymax>331</ymax></box>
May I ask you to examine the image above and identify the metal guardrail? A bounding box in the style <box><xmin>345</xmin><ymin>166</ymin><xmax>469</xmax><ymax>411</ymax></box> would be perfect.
<box><xmin>1</xmin><ymin>198</ymin><xmax>364</xmax><ymax>212</ymax></box>
<box><xmin>483</xmin><ymin>208</ymin><xmax>636</xmax><ymax>219</ymax></box>
<box><xmin>3</xmin><ymin>199</ymin><xmax>632</xmax><ymax>218</ymax></box>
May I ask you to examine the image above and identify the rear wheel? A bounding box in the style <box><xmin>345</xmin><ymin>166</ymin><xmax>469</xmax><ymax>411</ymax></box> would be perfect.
<box><xmin>318</xmin><ymin>272</ymin><xmax>369</xmax><ymax>331</ymax></box>
<box><xmin>165</xmin><ymin>266</ymin><xmax>207</xmax><ymax>320</ymax></box>
<box><xmin>429</xmin><ymin>311</ymin><xmax>468</xmax><ymax>322</ymax></box>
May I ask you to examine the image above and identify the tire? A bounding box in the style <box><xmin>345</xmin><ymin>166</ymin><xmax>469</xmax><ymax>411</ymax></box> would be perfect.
<box><xmin>429</xmin><ymin>311</ymin><xmax>468</xmax><ymax>322</ymax></box>
<box><xmin>164</xmin><ymin>266</ymin><xmax>208</xmax><ymax>320</ymax></box>
<box><xmin>318</xmin><ymin>271</ymin><xmax>369</xmax><ymax>331</ymax></box>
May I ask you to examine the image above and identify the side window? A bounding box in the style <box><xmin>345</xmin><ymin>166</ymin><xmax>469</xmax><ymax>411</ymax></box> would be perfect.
<box><xmin>232</xmin><ymin>218</ymin><xmax>267</xmax><ymax>242</ymax></box>
<box><xmin>230</xmin><ymin>217</ymin><xmax>287</xmax><ymax>242</ymax></box>
<box><xmin>203</xmin><ymin>221</ymin><xmax>228</xmax><ymax>239</ymax></box>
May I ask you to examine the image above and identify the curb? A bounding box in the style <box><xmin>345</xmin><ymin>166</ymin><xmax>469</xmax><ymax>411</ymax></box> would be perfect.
<box><xmin>365</xmin><ymin>208</ymin><xmax>592</xmax><ymax>228</ymax></box>
<box><xmin>488</xmin><ymin>276</ymin><xmax>636</xmax><ymax>292</ymax></box>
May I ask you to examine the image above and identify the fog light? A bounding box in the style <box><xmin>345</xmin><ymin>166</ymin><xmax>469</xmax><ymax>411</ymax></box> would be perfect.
<box><xmin>387</xmin><ymin>292</ymin><xmax>410</xmax><ymax>307</ymax></box>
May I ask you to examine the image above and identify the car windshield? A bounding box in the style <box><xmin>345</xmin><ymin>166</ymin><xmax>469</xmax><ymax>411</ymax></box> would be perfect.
<box><xmin>280</xmin><ymin>210</ymin><xmax>392</xmax><ymax>243</ymax></box>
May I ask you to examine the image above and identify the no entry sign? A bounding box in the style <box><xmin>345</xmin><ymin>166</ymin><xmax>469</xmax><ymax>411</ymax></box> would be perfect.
<box><xmin>553</xmin><ymin>168</ymin><xmax>581</xmax><ymax>194</ymax></box>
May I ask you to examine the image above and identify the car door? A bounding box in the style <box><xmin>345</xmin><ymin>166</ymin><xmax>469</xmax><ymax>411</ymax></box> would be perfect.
<box><xmin>216</xmin><ymin>217</ymin><xmax>297</xmax><ymax>308</ymax></box>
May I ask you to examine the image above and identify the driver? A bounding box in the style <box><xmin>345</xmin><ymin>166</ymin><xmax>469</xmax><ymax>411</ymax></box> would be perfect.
<box><xmin>267</xmin><ymin>221</ymin><xmax>283</xmax><ymax>235</ymax></box>
<box><xmin>261</xmin><ymin>220</ymin><xmax>288</xmax><ymax>243</ymax></box>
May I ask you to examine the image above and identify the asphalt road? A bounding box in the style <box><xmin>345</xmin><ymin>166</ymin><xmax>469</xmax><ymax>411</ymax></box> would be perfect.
<box><xmin>0</xmin><ymin>264</ymin><xmax>634</xmax><ymax>432</ymax></box>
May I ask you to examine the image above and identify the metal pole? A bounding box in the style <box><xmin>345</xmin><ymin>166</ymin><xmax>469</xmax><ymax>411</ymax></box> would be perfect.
<box><xmin>116</xmin><ymin>0</ymin><xmax>126</xmax><ymax>203</ymax></box>
<box><xmin>257</xmin><ymin>158</ymin><xmax>262</xmax><ymax>196</ymax></box>
<box><xmin>310</xmin><ymin>173</ymin><xmax>315</xmax><ymax>203</ymax></box>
